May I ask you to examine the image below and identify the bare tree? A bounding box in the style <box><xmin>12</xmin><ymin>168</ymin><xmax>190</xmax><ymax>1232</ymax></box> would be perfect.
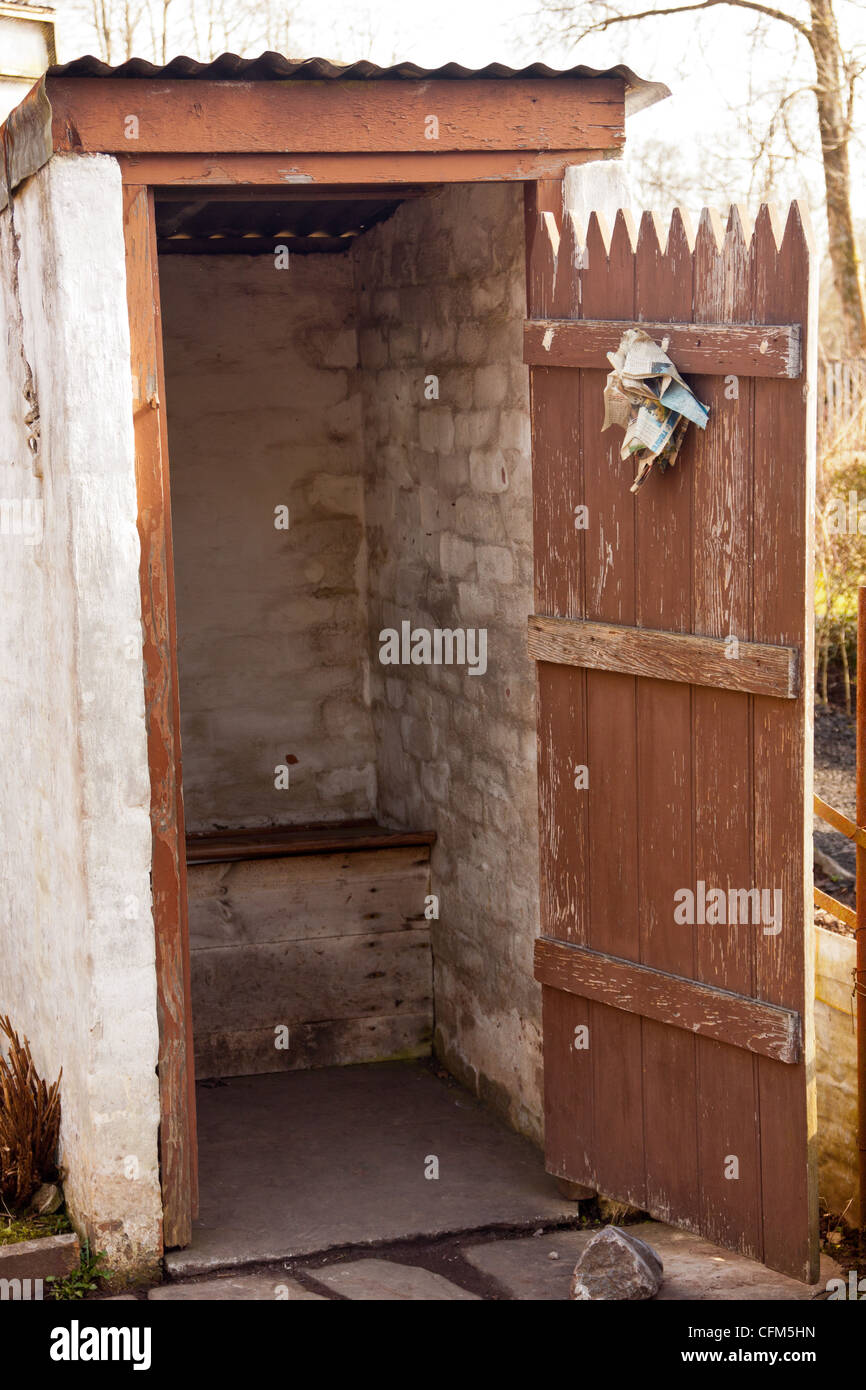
<box><xmin>89</xmin><ymin>0</ymin><xmax>114</xmax><ymax>61</ymax></box>
<box><xmin>547</xmin><ymin>0</ymin><xmax>866</xmax><ymax>350</ymax></box>
<box><xmin>64</xmin><ymin>0</ymin><xmax>300</xmax><ymax>69</ymax></box>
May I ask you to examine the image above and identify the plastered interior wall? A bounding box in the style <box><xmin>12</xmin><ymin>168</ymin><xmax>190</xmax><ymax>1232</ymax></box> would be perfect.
<box><xmin>355</xmin><ymin>184</ymin><xmax>543</xmax><ymax>1140</ymax></box>
<box><xmin>160</xmin><ymin>253</ymin><xmax>377</xmax><ymax>832</ymax></box>
<box><xmin>0</xmin><ymin>154</ymin><xmax>161</xmax><ymax>1276</ymax></box>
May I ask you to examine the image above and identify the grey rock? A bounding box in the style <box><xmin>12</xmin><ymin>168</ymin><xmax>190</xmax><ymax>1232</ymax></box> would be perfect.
<box><xmin>29</xmin><ymin>1182</ymin><xmax>63</xmax><ymax>1215</ymax></box>
<box><xmin>467</xmin><ymin>1223</ymin><xmax>840</xmax><ymax>1301</ymax></box>
<box><xmin>570</xmin><ymin>1226</ymin><xmax>663</xmax><ymax>1301</ymax></box>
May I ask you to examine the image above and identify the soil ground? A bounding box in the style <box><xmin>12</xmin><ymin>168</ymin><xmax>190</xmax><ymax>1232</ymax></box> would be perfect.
<box><xmin>814</xmin><ymin>702</ymin><xmax>857</xmax><ymax>926</ymax></box>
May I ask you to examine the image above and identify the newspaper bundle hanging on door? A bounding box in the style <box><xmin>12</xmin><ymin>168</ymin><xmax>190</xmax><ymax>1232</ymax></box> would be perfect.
<box><xmin>602</xmin><ymin>328</ymin><xmax>710</xmax><ymax>493</ymax></box>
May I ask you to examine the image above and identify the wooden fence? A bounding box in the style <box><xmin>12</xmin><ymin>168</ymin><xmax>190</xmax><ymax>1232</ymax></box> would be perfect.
<box><xmin>820</xmin><ymin>357</ymin><xmax>866</xmax><ymax>437</ymax></box>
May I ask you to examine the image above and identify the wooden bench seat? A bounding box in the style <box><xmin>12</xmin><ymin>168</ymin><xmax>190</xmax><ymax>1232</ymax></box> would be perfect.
<box><xmin>186</xmin><ymin>819</ymin><xmax>436</xmax><ymax>865</ymax></box>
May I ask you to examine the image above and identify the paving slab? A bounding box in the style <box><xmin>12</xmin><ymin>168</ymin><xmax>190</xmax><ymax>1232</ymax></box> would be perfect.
<box><xmin>465</xmin><ymin>1223</ymin><xmax>842</xmax><ymax>1301</ymax></box>
<box><xmin>149</xmin><ymin>1275</ymin><xmax>323</xmax><ymax>1300</ymax></box>
<box><xmin>168</xmin><ymin>1062</ymin><xmax>578</xmax><ymax>1275</ymax></box>
<box><xmin>309</xmin><ymin>1258</ymin><xmax>479</xmax><ymax>1300</ymax></box>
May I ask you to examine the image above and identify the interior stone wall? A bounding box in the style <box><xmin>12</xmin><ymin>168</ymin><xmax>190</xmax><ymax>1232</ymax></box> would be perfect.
<box><xmin>354</xmin><ymin>184</ymin><xmax>543</xmax><ymax>1140</ymax></box>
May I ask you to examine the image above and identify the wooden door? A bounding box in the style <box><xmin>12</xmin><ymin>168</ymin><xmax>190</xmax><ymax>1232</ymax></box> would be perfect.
<box><xmin>525</xmin><ymin>186</ymin><xmax>818</xmax><ymax>1281</ymax></box>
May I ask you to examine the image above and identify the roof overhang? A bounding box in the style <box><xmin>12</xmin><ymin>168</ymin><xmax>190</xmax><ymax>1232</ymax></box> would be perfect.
<box><xmin>1</xmin><ymin>53</ymin><xmax>670</xmax><ymax>206</ymax></box>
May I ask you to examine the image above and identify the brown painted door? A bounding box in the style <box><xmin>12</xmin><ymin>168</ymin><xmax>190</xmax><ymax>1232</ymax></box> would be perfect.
<box><xmin>525</xmin><ymin>185</ymin><xmax>818</xmax><ymax>1281</ymax></box>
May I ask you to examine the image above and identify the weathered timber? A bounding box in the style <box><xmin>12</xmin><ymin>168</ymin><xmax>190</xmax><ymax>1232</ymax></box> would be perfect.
<box><xmin>48</xmin><ymin>78</ymin><xmax>625</xmax><ymax>155</ymax></box>
<box><xmin>527</xmin><ymin>614</ymin><xmax>798</xmax><ymax>698</ymax></box>
<box><xmin>534</xmin><ymin>938</ymin><xmax>801</xmax><ymax>1064</ymax></box>
<box><xmin>123</xmin><ymin>183</ymin><xmax>197</xmax><ymax>1245</ymax></box>
<box><xmin>524</xmin><ymin>316</ymin><xmax>801</xmax><ymax>377</ymax></box>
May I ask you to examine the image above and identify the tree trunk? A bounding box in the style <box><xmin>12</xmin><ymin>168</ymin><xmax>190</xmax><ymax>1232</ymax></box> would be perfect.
<box><xmin>840</xmin><ymin>618</ymin><xmax>852</xmax><ymax>714</ymax></box>
<box><xmin>809</xmin><ymin>0</ymin><xmax>866</xmax><ymax>351</ymax></box>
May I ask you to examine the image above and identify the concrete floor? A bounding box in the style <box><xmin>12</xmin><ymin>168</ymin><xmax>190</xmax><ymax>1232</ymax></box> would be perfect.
<box><xmin>163</xmin><ymin>1060</ymin><xmax>838</xmax><ymax>1300</ymax></box>
<box><xmin>168</xmin><ymin>1061</ymin><xmax>578</xmax><ymax>1276</ymax></box>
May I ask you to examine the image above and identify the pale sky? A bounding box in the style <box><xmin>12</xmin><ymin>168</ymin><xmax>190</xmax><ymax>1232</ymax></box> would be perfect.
<box><xmin>50</xmin><ymin>0</ymin><xmax>866</xmax><ymax>228</ymax></box>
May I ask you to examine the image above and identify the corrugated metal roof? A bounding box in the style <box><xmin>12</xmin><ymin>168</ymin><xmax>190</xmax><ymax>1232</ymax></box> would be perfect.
<box><xmin>47</xmin><ymin>53</ymin><xmax>670</xmax><ymax>117</ymax></box>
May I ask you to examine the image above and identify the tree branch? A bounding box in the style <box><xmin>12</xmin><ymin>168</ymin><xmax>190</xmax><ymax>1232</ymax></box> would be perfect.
<box><xmin>578</xmin><ymin>0</ymin><xmax>812</xmax><ymax>43</ymax></box>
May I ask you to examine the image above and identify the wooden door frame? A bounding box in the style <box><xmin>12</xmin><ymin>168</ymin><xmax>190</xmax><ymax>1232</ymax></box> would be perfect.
<box><xmin>120</xmin><ymin>168</ymin><xmax>592</xmax><ymax>1248</ymax></box>
<box><xmin>123</xmin><ymin>183</ymin><xmax>197</xmax><ymax>1248</ymax></box>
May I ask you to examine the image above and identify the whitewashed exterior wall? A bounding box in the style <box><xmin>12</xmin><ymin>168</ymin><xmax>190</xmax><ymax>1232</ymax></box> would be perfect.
<box><xmin>0</xmin><ymin>153</ymin><xmax>161</xmax><ymax>1276</ymax></box>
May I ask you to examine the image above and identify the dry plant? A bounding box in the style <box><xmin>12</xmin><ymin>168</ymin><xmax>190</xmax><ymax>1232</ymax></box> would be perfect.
<box><xmin>0</xmin><ymin>1016</ymin><xmax>61</xmax><ymax>1211</ymax></box>
<box><xmin>815</xmin><ymin>374</ymin><xmax>866</xmax><ymax>711</ymax></box>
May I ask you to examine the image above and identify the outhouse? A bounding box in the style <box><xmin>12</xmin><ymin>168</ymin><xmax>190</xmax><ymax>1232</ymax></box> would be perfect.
<box><xmin>0</xmin><ymin>54</ymin><xmax>820</xmax><ymax>1283</ymax></box>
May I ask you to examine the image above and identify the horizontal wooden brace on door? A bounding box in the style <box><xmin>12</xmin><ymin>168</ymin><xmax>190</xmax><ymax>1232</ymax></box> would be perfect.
<box><xmin>523</xmin><ymin>318</ymin><xmax>802</xmax><ymax>378</ymax></box>
<box><xmin>527</xmin><ymin>615</ymin><xmax>799</xmax><ymax>699</ymax></box>
<box><xmin>534</xmin><ymin>938</ymin><xmax>801</xmax><ymax>1064</ymax></box>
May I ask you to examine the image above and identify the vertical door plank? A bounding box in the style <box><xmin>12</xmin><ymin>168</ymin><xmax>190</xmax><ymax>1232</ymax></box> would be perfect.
<box><xmin>752</xmin><ymin>202</ymin><xmax>819</xmax><ymax>1281</ymax></box>
<box><xmin>579</xmin><ymin>210</ymin><xmax>646</xmax><ymax>1206</ymax></box>
<box><xmin>526</xmin><ymin>182</ymin><xmax>595</xmax><ymax>1186</ymax></box>
<box><xmin>123</xmin><ymin>184</ymin><xmax>197</xmax><ymax>1246</ymax></box>
<box><xmin>634</xmin><ymin>209</ymin><xmax>700</xmax><ymax>1225</ymax></box>
<box><xmin>691</xmin><ymin>207</ymin><xmax>762</xmax><ymax>1259</ymax></box>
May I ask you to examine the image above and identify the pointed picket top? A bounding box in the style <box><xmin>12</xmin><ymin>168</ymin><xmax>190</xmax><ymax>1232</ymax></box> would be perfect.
<box><xmin>726</xmin><ymin>203</ymin><xmax>753</xmax><ymax>253</ymax></box>
<box><xmin>751</xmin><ymin>203</ymin><xmax>785</xmax><ymax>314</ymax></box>
<box><xmin>777</xmin><ymin>200</ymin><xmax>814</xmax><ymax>320</ymax></box>
<box><xmin>526</xmin><ymin>208</ymin><xmax>560</xmax><ymax>317</ymax></box>
<box><xmin>752</xmin><ymin>200</ymin><xmax>812</xmax><ymax>330</ymax></box>
<box><xmin>610</xmin><ymin>205</ymin><xmax>639</xmax><ymax>258</ymax></box>
<box><xmin>553</xmin><ymin>208</ymin><xmax>582</xmax><ymax>319</ymax></box>
<box><xmin>780</xmin><ymin>198</ymin><xmax>815</xmax><ymax>258</ymax></box>
<box><xmin>667</xmin><ymin>205</ymin><xmax>696</xmax><ymax>259</ymax></box>
<box><xmin>636</xmin><ymin>207</ymin><xmax>667</xmax><ymax>263</ymax></box>
<box><xmin>634</xmin><ymin>207</ymin><xmax>692</xmax><ymax>323</ymax></box>
<box><xmin>718</xmin><ymin>205</ymin><xmax>753</xmax><ymax>319</ymax></box>
<box><xmin>695</xmin><ymin>205</ymin><xmax>726</xmax><ymax>259</ymax></box>
<box><xmin>584</xmin><ymin>207</ymin><xmax>614</xmax><ymax>261</ymax></box>
<box><xmin>753</xmin><ymin>201</ymin><xmax>786</xmax><ymax>254</ymax></box>
<box><xmin>693</xmin><ymin>206</ymin><xmax>728</xmax><ymax>320</ymax></box>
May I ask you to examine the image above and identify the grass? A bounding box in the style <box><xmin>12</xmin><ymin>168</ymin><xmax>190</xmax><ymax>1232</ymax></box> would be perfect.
<box><xmin>0</xmin><ymin>1210</ymin><xmax>72</xmax><ymax>1245</ymax></box>
<box><xmin>46</xmin><ymin>1241</ymin><xmax>110</xmax><ymax>1300</ymax></box>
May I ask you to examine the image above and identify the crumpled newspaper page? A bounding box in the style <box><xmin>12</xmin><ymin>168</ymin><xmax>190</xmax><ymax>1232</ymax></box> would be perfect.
<box><xmin>602</xmin><ymin>328</ymin><xmax>710</xmax><ymax>493</ymax></box>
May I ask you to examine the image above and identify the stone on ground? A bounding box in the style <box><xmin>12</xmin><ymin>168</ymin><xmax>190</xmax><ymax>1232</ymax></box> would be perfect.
<box><xmin>570</xmin><ymin>1226</ymin><xmax>663</xmax><ymax>1301</ymax></box>
<box><xmin>29</xmin><ymin>1182</ymin><xmax>63</xmax><ymax>1216</ymax></box>
<box><xmin>465</xmin><ymin>1223</ymin><xmax>842</xmax><ymax>1301</ymax></box>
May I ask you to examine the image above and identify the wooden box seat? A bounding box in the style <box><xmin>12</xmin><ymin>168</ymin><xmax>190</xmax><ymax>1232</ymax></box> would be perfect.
<box><xmin>184</xmin><ymin>821</ymin><xmax>436</xmax><ymax>1078</ymax></box>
